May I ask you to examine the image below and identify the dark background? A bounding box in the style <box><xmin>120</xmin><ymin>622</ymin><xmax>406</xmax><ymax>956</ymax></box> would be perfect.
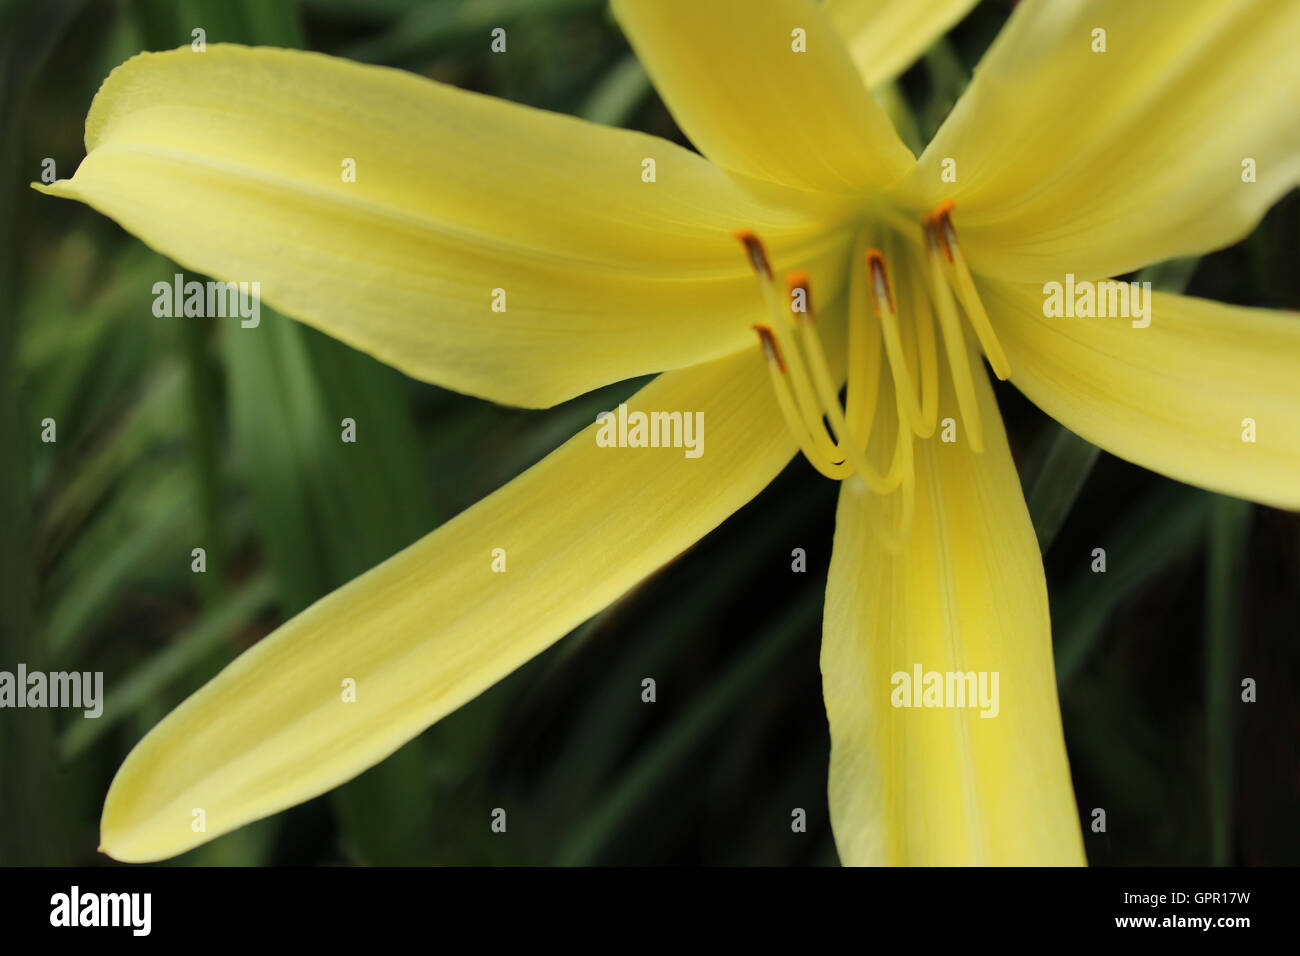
<box><xmin>2</xmin><ymin>0</ymin><xmax>1297</xmax><ymax>865</ymax></box>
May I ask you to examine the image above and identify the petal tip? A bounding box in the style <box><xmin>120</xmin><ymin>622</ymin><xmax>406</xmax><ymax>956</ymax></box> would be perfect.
<box><xmin>32</xmin><ymin>178</ymin><xmax>84</xmax><ymax>201</ymax></box>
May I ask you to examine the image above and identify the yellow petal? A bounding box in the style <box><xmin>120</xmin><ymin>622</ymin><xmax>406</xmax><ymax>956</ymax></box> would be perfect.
<box><xmin>899</xmin><ymin>0</ymin><xmax>1300</xmax><ymax>282</ymax></box>
<box><xmin>38</xmin><ymin>45</ymin><xmax>834</xmax><ymax>408</ymax></box>
<box><xmin>823</xmin><ymin>363</ymin><xmax>1083</xmax><ymax>865</ymax></box>
<box><xmin>611</xmin><ymin>0</ymin><xmax>914</xmax><ymax>197</ymax></box>
<box><xmin>825</xmin><ymin>0</ymin><xmax>978</xmax><ymax>88</ymax></box>
<box><xmin>986</xmin><ymin>279</ymin><xmax>1300</xmax><ymax>511</ymax></box>
<box><xmin>101</xmin><ymin>345</ymin><xmax>797</xmax><ymax>862</ymax></box>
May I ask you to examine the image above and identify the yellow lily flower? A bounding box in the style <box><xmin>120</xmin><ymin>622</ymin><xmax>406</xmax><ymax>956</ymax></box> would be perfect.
<box><xmin>36</xmin><ymin>0</ymin><xmax>1300</xmax><ymax>865</ymax></box>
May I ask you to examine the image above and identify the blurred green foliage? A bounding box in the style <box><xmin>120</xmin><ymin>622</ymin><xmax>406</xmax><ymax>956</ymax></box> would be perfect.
<box><xmin>2</xmin><ymin>0</ymin><xmax>1297</xmax><ymax>866</ymax></box>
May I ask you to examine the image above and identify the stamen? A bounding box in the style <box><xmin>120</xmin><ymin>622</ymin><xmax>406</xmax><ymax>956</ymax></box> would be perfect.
<box><xmin>755</xmin><ymin>321</ymin><xmax>785</xmax><ymax>373</ymax></box>
<box><xmin>923</xmin><ymin>221</ymin><xmax>985</xmax><ymax>455</ymax></box>
<box><xmin>735</xmin><ymin>235</ymin><xmax>842</xmax><ymax>464</ymax></box>
<box><xmin>866</xmin><ymin>248</ymin><xmax>925</xmax><ymax>435</ymax></box>
<box><xmin>769</xmin><ymin>306</ymin><xmax>847</xmax><ymax>467</ymax></box>
<box><xmin>739</xmin><ymin>231</ymin><xmax>917</xmax><ymax>547</ymax></box>
<box><xmin>931</xmin><ymin>205</ymin><xmax>1012</xmax><ymax>382</ymax></box>
<box><xmin>845</xmin><ymin>239</ymin><xmax>882</xmax><ymax>440</ymax></box>
<box><xmin>850</xmin><ymin>379</ymin><xmax>917</xmax><ymax>553</ymax></box>
<box><xmin>864</xmin><ymin>249</ymin><xmax>895</xmax><ymax>314</ymax></box>
<box><xmin>787</xmin><ymin>272</ymin><xmax>906</xmax><ymax>494</ymax></box>
<box><xmin>736</xmin><ymin>234</ymin><xmax>847</xmax><ymax>465</ymax></box>
<box><xmin>786</xmin><ymin>270</ymin><xmax>815</xmax><ymax>326</ymax></box>
<box><xmin>903</xmin><ymin>260</ymin><xmax>939</xmax><ymax>439</ymax></box>
<box><xmin>927</xmin><ymin>200</ymin><xmax>957</xmax><ymax>262</ymax></box>
<box><xmin>734</xmin><ymin>229</ymin><xmax>772</xmax><ymax>280</ymax></box>
<box><xmin>754</xmin><ymin>326</ymin><xmax>850</xmax><ymax>481</ymax></box>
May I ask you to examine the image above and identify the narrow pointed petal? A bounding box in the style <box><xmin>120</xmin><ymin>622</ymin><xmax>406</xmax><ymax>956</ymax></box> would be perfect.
<box><xmin>986</xmin><ymin>280</ymin><xmax>1300</xmax><ymax>511</ymax></box>
<box><xmin>825</xmin><ymin>0</ymin><xmax>978</xmax><ymax>88</ymax></box>
<box><xmin>38</xmin><ymin>45</ymin><xmax>831</xmax><ymax>408</ymax></box>
<box><xmin>823</xmin><ymin>366</ymin><xmax>1084</xmax><ymax>865</ymax></box>
<box><xmin>101</xmin><ymin>346</ymin><xmax>797</xmax><ymax>862</ymax></box>
<box><xmin>901</xmin><ymin>0</ymin><xmax>1300</xmax><ymax>282</ymax></box>
<box><xmin>612</xmin><ymin>0</ymin><xmax>914</xmax><ymax>196</ymax></box>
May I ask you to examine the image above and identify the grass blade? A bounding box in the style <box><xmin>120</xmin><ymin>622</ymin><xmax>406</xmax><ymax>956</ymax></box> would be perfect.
<box><xmin>1205</xmin><ymin>496</ymin><xmax>1251</xmax><ymax>865</ymax></box>
<box><xmin>1055</xmin><ymin>487</ymin><xmax>1210</xmax><ymax>684</ymax></box>
<box><xmin>60</xmin><ymin>572</ymin><xmax>276</xmax><ymax>758</ymax></box>
<box><xmin>1026</xmin><ymin>426</ymin><xmax>1101</xmax><ymax>553</ymax></box>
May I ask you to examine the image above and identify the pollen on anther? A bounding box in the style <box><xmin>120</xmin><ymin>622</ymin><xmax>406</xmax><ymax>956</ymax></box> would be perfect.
<box><xmin>785</xmin><ymin>270</ymin><xmax>814</xmax><ymax>322</ymax></box>
<box><xmin>734</xmin><ymin>230</ymin><xmax>772</xmax><ymax>280</ymax></box>
<box><xmin>864</xmin><ymin>249</ymin><xmax>896</xmax><ymax>315</ymax></box>
<box><xmin>929</xmin><ymin>200</ymin><xmax>958</xmax><ymax>262</ymax></box>
<box><xmin>753</xmin><ymin>324</ymin><xmax>786</xmax><ymax>373</ymax></box>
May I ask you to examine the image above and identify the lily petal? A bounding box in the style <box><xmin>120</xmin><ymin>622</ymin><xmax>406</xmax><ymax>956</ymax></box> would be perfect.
<box><xmin>611</xmin><ymin>0</ymin><xmax>914</xmax><ymax>196</ymax></box>
<box><xmin>38</xmin><ymin>45</ymin><xmax>834</xmax><ymax>408</ymax></box>
<box><xmin>901</xmin><ymin>0</ymin><xmax>1300</xmax><ymax>282</ymax></box>
<box><xmin>825</xmin><ymin>0</ymin><xmax>978</xmax><ymax>88</ymax></box>
<box><xmin>986</xmin><ymin>280</ymin><xmax>1300</xmax><ymax>511</ymax></box>
<box><xmin>823</xmin><ymin>363</ymin><xmax>1084</xmax><ymax>864</ymax></box>
<box><xmin>100</xmin><ymin>345</ymin><xmax>797</xmax><ymax>862</ymax></box>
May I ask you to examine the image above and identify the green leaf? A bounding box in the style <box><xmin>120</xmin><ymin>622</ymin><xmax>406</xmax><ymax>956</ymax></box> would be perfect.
<box><xmin>60</xmin><ymin>572</ymin><xmax>276</xmax><ymax>759</ymax></box>
<box><xmin>341</xmin><ymin>0</ymin><xmax>602</xmax><ymax>65</ymax></box>
<box><xmin>0</xmin><ymin>0</ymin><xmax>90</xmax><ymax>867</ymax></box>
<box><xmin>1136</xmin><ymin>255</ymin><xmax>1201</xmax><ymax>295</ymax></box>
<box><xmin>1025</xmin><ymin>426</ymin><xmax>1101</xmax><ymax>553</ymax></box>
<box><xmin>920</xmin><ymin>36</ymin><xmax>967</xmax><ymax>141</ymax></box>
<box><xmin>1205</xmin><ymin>496</ymin><xmax>1251</xmax><ymax>865</ymax></box>
<box><xmin>579</xmin><ymin>54</ymin><xmax>649</xmax><ymax>127</ymax></box>
<box><xmin>1054</xmin><ymin>487</ymin><xmax>1210</xmax><ymax>684</ymax></box>
<box><xmin>42</xmin><ymin>462</ymin><xmax>232</xmax><ymax>661</ymax></box>
<box><xmin>553</xmin><ymin>592</ymin><xmax>820</xmax><ymax>866</ymax></box>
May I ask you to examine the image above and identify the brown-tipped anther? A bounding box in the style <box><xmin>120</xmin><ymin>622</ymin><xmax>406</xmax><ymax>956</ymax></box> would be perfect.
<box><xmin>864</xmin><ymin>248</ymin><xmax>896</xmax><ymax>316</ymax></box>
<box><xmin>785</xmin><ymin>270</ymin><xmax>814</xmax><ymax>323</ymax></box>
<box><xmin>921</xmin><ymin>220</ymin><xmax>944</xmax><ymax>261</ymax></box>
<box><xmin>930</xmin><ymin>200</ymin><xmax>957</xmax><ymax>262</ymax></box>
<box><xmin>938</xmin><ymin>229</ymin><xmax>954</xmax><ymax>262</ymax></box>
<box><xmin>734</xmin><ymin>229</ymin><xmax>772</xmax><ymax>280</ymax></box>
<box><xmin>753</xmin><ymin>324</ymin><xmax>786</xmax><ymax>373</ymax></box>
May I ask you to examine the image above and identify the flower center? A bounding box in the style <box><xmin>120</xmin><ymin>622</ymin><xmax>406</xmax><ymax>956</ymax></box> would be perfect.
<box><xmin>737</xmin><ymin>203</ymin><xmax>1010</xmax><ymax>547</ymax></box>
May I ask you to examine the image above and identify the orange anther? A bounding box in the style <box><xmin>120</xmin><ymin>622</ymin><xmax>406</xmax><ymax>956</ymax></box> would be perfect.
<box><xmin>785</xmin><ymin>270</ymin><xmax>814</xmax><ymax>322</ymax></box>
<box><xmin>864</xmin><ymin>248</ymin><xmax>896</xmax><ymax>315</ymax></box>
<box><xmin>752</xmin><ymin>324</ymin><xmax>786</xmax><ymax>373</ymax></box>
<box><xmin>734</xmin><ymin>230</ymin><xmax>772</xmax><ymax>279</ymax></box>
<box><xmin>929</xmin><ymin>201</ymin><xmax>958</xmax><ymax>261</ymax></box>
